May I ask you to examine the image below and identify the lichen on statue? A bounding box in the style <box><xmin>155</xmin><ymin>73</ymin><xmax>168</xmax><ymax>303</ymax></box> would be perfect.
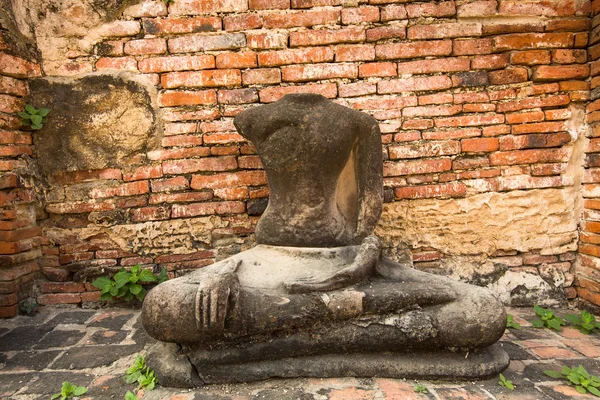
<box><xmin>141</xmin><ymin>94</ymin><xmax>508</xmax><ymax>385</ymax></box>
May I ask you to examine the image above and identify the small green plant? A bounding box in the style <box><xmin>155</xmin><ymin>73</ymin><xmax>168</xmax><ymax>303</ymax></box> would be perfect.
<box><xmin>125</xmin><ymin>391</ymin><xmax>137</xmax><ymax>400</ymax></box>
<box><xmin>18</xmin><ymin>104</ymin><xmax>50</xmax><ymax>130</ymax></box>
<box><xmin>498</xmin><ymin>373</ymin><xmax>515</xmax><ymax>390</ymax></box>
<box><xmin>92</xmin><ymin>265</ymin><xmax>167</xmax><ymax>302</ymax></box>
<box><xmin>126</xmin><ymin>355</ymin><xmax>158</xmax><ymax>390</ymax></box>
<box><xmin>51</xmin><ymin>381</ymin><xmax>88</xmax><ymax>400</ymax></box>
<box><xmin>163</xmin><ymin>0</ymin><xmax>174</xmax><ymax>4</ymax></box>
<box><xmin>18</xmin><ymin>300</ymin><xmax>39</xmax><ymax>316</ymax></box>
<box><xmin>544</xmin><ymin>365</ymin><xmax>600</xmax><ymax>396</ymax></box>
<box><xmin>506</xmin><ymin>314</ymin><xmax>521</xmax><ymax>330</ymax></box>
<box><xmin>413</xmin><ymin>384</ymin><xmax>428</xmax><ymax>394</ymax></box>
<box><xmin>564</xmin><ymin>310</ymin><xmax>600</xmax><ymax>334</ymax></box>
<box><xmin>531</xmin><ymin>305</ymin><xmax>565</xmax><ymax>331</ymax></box>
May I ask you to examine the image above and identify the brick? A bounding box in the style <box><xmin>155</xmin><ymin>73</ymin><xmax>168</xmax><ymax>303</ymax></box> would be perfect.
<box><xmin>218</xmin><ymin>88</ymin><xmax>258</xmax><ymax>104</ymax></box>
<box><xmin>259</xmin><ymin>83</ymin><xmax>337</xmax><ymax>103</ymax></box>
<box><xmin>96</xmin><ymin>57</ymin><xmax>137</xmax><ymax>71</ymax></box>
<box><xmin>533</xmin><ymin>65</ymin><xmax>590</xmax><ymax>81</ymax></box>
<box><xmin>247</xmin><ymin>32</ymin><xmax>288</xmax><ymax>49</ymax></box>
<box><xmin>384</xmin><ymin>158</ymin><xmax>451</xmax><ymax>176</ymax></box>
<box><xmin>162</xmin><ymin>70</ymin><xmax>241</xmax><ymax>88</ymax></box>
<box><xmin>493</xmin><ymin>33</ymin><xmax>574</xmax><ymax>51</ymax></box>
<box><xmin>291</xmin><ymin>0</ymin><xmax>342</xmax><ymax>7</ymax></box>
<box><xmin>552</xmin><ymin>49</ymin><xmax>587</xmax><ymax>64</ymax></box>
<box><xmin>342</xmin><ymin>6</ymin><xmax>380</xmax><ymax>24</ymax></box>
<box><xmin>453</xmin><ymin>38</ymin><xmax>492</xmax><ymax>55</ymax></box>
<box><xmin>158</xmin><ymin>90</ymin><xmax>217</xmax><ymax>107</ymax></box>
<box><xmin>144</xmin><ymin>17</ymin><xmax>222</xmax><ymax>36</ymax></box>
<box><xmin>496</xmin><ymin>94</ymin><xmax>570</xmax><ymax>113</ymax></box>
<box><xmin>202</xmin><ymin>132</ymin><xmax>245</xmax><ymax>144</ymax></box>
<box><xmin>150</xmin><ymin>191</ymin><xmax>213</xmax><ymax>204</ymax></box>
<box><xmin>452</xmin><ymin>71</ymin><xmax>489</xmax><ymax>87</ymax></box>
<box><xmin>397</xmin><ymin>58</ymin><xmax>469</xmax><ymax>75</ymax></box>
<box><xmin>168</xmin><ymin>33</ymin><xmax>246</xmax><ymax>53</ymax></box>
<box><xmin>263</xmin><ymin>9</ymin><xmax>339</xmax><ymax>29</ymax></box>
<box><xmin>435</xmin><ymin>113</ymin><xmax>504</xmax><ymax>127</ymax></box>
<box><xmin>258</xmin><ymin>47</ymin><xmax>334</xmax><ymax>67</ymax></box>
<box><xmin>138</xmin><ymin>55</ymin><xmax>214</xmax><ymax>73</ymax></box>
<box><xmin>394</xmin><ymin>182</ymin><xmax>466</xmax><ymax>199</ymax></box>
<box><xmin>222</xmin><ymin>14</ymin><xmax>262</xmax><ymax>31</ymax></box>
<box><xmin>0</xmin><ymin>76</ymin><xmax>28</xmax><ymax>97</ymax></box>
<box><xmin>124</xmin><ymin>38</ymin><xmax>166</xmax><ymax>55</ymax></box>
<box><xmin>215</xmin><ymin>51</ymin><xmax>257</xmax><ymax>69</ymax></box>
<box><xmin>471</xmin><ymin>54</ymin><xmax>510</xmax><ymax>70</ymax></box>
<box><xmin>457</xmin><ymin>1</ymin><xmax>497</xmax><ymax>17</ymax></box>
<box><xmin>348</xmin><ymin>95</ymin><xmax>417</xmax><ymax>110</ymax></box>
<box><xmin>124</xmin><ymin>1</ymin><xmax>168</xmax><ymax>17</ymax></box>
<box><xmin>423</xmin><ymin>128</ymin><xmax>480</xmax><ymax>140</ymax></box>
<box><xmin>405</xmin><ymin>1</ymin><xmax>455</xmax><ymax>17</ymax></box>
<box><xmin>547</xmin><ymin>18</ymin><xmax>590</xmax><ymax>32</ymax></box>
<box><xmin>506</xmin><ymin>110</ymin><xmax>545</xmax><ymax>124</ymax></box>
<box><xmin>366</xmin><ymin>26</ymin><xmax>407</xmax><ymax>42</ymax></box>
<box><xmin>389</xmin><ymin>141</ymin><xmax>460</xmax><ymax>159</ymax></box>
<box><xmin>490</xmin><ymin>148</ymin><xmax>568</xmax><ymax>165</ymax></box>
<box><xmin>408</xmin><ymin>23</ymin><xmax>481</xmax><ymax>40</ymax></box>
<box><xmin>532</xmin><ymin>163</ymin><xmax>566</xmax><ymax>176</ymax></box>
<box><xmin>335</xmin><ymin>45</ymin><xmax>374</xmax><ymax>62</ymax></box>
<box><xmin>512</xmin><ymin>121</ymin><xmax>567</xmax><ymax>135</ymax></box>
<box><xmin>49</xmin><ymin>169</ymin><xmax>122</xmax><ymax>185</ymax></box>
<box><xmin>403</xmin><ymin>105</ymin><xmax>461</xmax><ymax>117</ymax></box>
<box><xmin>161</xmin><ymin>134</ymin><xmax>203</xmax><ymax>147</ymax></box>
<box><xmin>97</xmin><ymin>20</ymin><xmax>142</xmax><ymax>37</ymax></box>
<box><xmin>462</xmin><ymin>138</ymin><xmax>498</xmax><ymax>153</ymax></box>
<box><xmin>378</xmin><ymin>76</ymin><xmax>452</xmax><ymax>93</ymax></box>
<box><xmin>123</xmin><ymin>165</ymin><xmax>163</xmax><ymax>182</ymax></box>
<box><xmin>191</xmin><ymin>170</ymin><xmax>267</xmax><ymax>189</ymax></box>
<box><xmin>376</xmin><ymin>40</ymin><xmax>452</xmax><ymax>60</ymax></box>
<box><xmin>359</xmin><ymin>62</ymin><xmax>396</xmax><ymax>77</ymax></box>
<box><xmin>172</xmin><ymin>201</ymin><xmax>245</xmax><ymax>217</ymax></box>
<box><xmin>151</xmin><ymin>176</ymin><xmax>190</xmax><ymax>192</ymax></box>
<box><xmin>90</xmin><ymin>181</ymin><xmax>150</xmax><ymax>199</ymax></box>
<box><xmin>130</xmin><ymin>206</ymin><xmax>170</xmax><ymax>222</ymax></box>
<box><xmin>338</xmin><ymin>82</ymin><xmax>376</xmax><ymax>98</ymax></box>
<box><xmin>169</xmin><ymin>0</ymin><xmax>248</xmax><ymax>14</ymax></box>
<box><xmin>418</xmin><ymin>93</ymin><xmax>453</xmax><ymax>105</ymax></box>
<box><xmin>511</xmin><ymin>50</ymin><xmax>551</xmax><ymax>65</ymax></box>
<box><xmin>163</xmin><ymin>156</ymin><xmax>237</xmax><ymax>175</ymax></box>
<box><xmin>40</xmin><ymin>282</ymin><xmax>86</xmax><ymax>293</ymax></box>
<box><xmin>0</xmin><ymin>94</ymin><xmax>24</xmax><ymax>113</ymax></box>
<box><xmin>242</xmin><ymin>68</ymin><xmax>281</xmax><ymax>85</ymax></box>
<box><xmin>282</xmin><ymin>63</ymin><xmax>357</xmax><ymax>82</ymax></box>
<box><xmin>498</xmin><ymin>0</ymin><xmax>576</xmax><ymax>16</ymax></box>
<box><xmin>249</xmin><ymin>0</ymin><xmax>289</xmax><ymax>9</ymax></box>
<box><xmin>380</xmin><ymin>4</ymin><xmax>407</xmax><ymax>20</ymax></box>
<box><xmin>290</xmin><ymin>28</ymin><xmax>365</xmax><ymax>47</ymax></box>
<box><xmin>488</xmin><ymin>68</ymin><xmax>529</xmax><ymax>85</ymax></box>
<box><xmin>214</xmin><ymin>187</ymin><xmax>249</xmax><ymax>200</ymax></box>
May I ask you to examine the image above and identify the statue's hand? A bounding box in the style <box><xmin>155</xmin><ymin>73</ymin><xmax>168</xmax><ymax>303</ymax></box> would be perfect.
<box><xmin>284</xmin><ymin>236</ymin><xmax>381</xmax><ymax>294</ymax></box>
<box><xmin>195</xmin><ymin>259</ymin><xmax>241</xmax><ymax>333</ymax></box>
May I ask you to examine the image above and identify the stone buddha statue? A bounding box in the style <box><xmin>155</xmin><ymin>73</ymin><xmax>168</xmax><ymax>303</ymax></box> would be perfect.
<box><xmin>142</xmin><ymin>94</ymin><xmax>508</xmax><ymax>386</ymax></box>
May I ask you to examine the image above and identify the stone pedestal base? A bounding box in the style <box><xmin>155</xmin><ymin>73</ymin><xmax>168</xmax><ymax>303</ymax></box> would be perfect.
<box><xmin>147</xmin><ymin>341</ymin><xmax>510</xmax><ymax>388</ymax></box>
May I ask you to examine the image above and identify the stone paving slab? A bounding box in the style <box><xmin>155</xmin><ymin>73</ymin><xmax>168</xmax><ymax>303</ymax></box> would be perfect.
<box><xmin>0</xmin><ymin>306</ymin><xmax>599</xmax><ymax>399</ymax></box>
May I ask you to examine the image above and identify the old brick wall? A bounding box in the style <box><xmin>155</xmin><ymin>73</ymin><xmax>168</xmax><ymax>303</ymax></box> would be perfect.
<box><xmin>2</xmin><ymin>0</ymin><xmax>599</xmax><ymax>311</ymax></box>
<box><xmin>579</xmin><ymin>0</ymin><xmax>600</xmax><ymax>309</ymax></box>
<box><xmin>0</xmin><ymin>20</ymin><xmax>42</xmax><ymax>317</ymax></box>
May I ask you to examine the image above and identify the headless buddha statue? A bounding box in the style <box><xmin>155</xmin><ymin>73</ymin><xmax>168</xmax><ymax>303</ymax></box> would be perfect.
<box><xmin>142</xmin><ymin>94</ymin><xmax>508</xmax><ymax>385</ymax></box>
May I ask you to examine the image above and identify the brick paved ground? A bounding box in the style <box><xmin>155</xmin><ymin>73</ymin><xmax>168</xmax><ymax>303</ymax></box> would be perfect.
<box><xmin>1</xmin><ymin>306</ymin><xmax>600</xmax><ymax>400</ymax></box>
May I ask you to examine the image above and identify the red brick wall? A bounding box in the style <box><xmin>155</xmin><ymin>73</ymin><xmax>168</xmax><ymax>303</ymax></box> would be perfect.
<box><xmin>0</xmin><ymin>23</ymin><xmax>42</xmax><ymax>317</ymax></box>
<box><xmin>579</xmin><ymin>0</ymin><xmax>600</xmax><ymax>308</ymax></box>
<box><xmin>6</xmin><ymin>0</ymin><xmax>600</xmax><ymax>309</ymax></box>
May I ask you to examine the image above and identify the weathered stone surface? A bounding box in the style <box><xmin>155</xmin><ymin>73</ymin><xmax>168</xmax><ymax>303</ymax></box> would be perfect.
<box><xmin>43</xmin><ymin>216</ymin><xmax>229</xmax><ymax>257</ymax></box>
<box><xmin>30</xmin><ymin>73</ymin><xmax>158</xmax><ymax>175</ymax></box>
<box><xmin>377</xmin><ymin>187</ymin><xmax>578</xmax><ymax>256</ymax></box>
